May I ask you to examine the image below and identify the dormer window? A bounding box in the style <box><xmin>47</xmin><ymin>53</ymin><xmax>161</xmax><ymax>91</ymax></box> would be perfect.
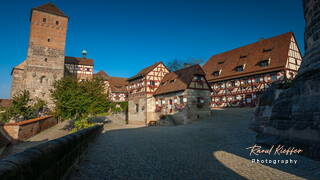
<box><xmin>259</xmin><ymin>59</ymin><xmax>269</xmax><ymax>67</ymax></box>
<box><xmin>212</xmin><ymin>70</ymin><xmax>221</xmax><ymax>76</ymax></box>
<box><xmin>194</xmin><ymin>75</ymin><xmax>202</xmax><ymax>81</ymax></box>
<box><xmin>235</xmin><ymin>65</ymin><xmax>244</xmax><ymax>72</ymax></box>
<box><xmin>263</xmin><ymin>48</ymin><xmax>272</xmax><ymax>52</ymax></box>
<box><xmin>240</xmin><ymin>55</ymin><xmax>247</xmax><ymax>59</ymax></box>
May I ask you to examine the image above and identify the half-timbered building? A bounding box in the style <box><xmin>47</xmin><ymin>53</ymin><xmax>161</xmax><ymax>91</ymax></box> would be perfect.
<box><xmin>153</xmin><ymin>64</ymin><xmax>212</xmax><ymax>124</ymax></box>
<box><xmin>127</xmin><ymin>62</ymin><xmax>170</xmax><ymax>125</ymax></box>
<box><xmin>65</xmin><ymin>56</ymin><xmax>94</xmax><ymax>81</ymax></box>
<box><xmin>203</xmin><ymin>32</ymin><xmax>303</xmax><ymax>108</ymax></box>
<box><xmin>94</xmin><ymin>70</ymin><xmax>128</xmax><ymax>102</ymax></box>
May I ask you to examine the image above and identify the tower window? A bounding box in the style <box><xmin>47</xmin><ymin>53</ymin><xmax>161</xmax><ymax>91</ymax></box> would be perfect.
<box><xmin>56</xmin><ymin>21</ymin><xmax>59</xmax><ymax>25</ymax></box>
<box><xmin>43</xmin><ymin>18</ymin><xmax>46</xmax><ymax>22</ymax></box>
<box><xmin>40</xmin><ymin>76</ymin><xmax>46</xmax><ymax>84</ymax></box>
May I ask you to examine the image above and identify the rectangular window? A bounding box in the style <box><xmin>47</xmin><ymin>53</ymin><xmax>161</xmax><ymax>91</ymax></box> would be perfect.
<box><xmin>179</xmin><ymin>96</ymin><xmax>183</xmax><ymax>104</ymax></box>
<box><xmin>194</xmin><ymin>75</ymin><xmax>202</xmax><ymax>81</ymax></box>
<box><xmin>135</xmin><ymin>104</ymin><xmax>139</xmax><ymax>112</ymax></box>
<box><xmin>150</xmin><ymin>80</ymin><xmax>155</xmax><ymax>86</ymax></box>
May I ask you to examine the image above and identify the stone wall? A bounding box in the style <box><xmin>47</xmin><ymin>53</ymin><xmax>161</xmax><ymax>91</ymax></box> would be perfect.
<box><xmin>105</xmin><ymin>112</ymin><xmax>127</xmax><ymax>125</ymax></box>
<box><xmin>11</xmin><ymin>9</ymin><xmax>68</xmax><ymax>106</ymax></box>
<box><xmin>0</xmin><ymin>125</ymin><xmax>102</xmax><ymax>180</ymax></box>
<box><xmin>251</xmin><ymin>0</ymin><xmax>320</xmax><ymax>160</ymax></box>
<box><xmin>1</xmin><ymin>116</ymin><xmax>57</xmax><ymax>142</ymax></box>
<box><xmin>128</xmin><ymin>97</ymin><xmax>147</xmax><ymax>125</ymax></box>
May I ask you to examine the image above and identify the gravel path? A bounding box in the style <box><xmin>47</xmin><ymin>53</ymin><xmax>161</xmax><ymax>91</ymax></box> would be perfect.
<box><xmin>69</xmin><ymin>108</ymin><xmax>320</xmax><ymax>180</ymax></box>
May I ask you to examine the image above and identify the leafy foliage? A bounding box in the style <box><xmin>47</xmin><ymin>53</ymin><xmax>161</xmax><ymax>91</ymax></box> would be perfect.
<box><xmin>0</xmin><ymin>90</ymin><xmax>49</xmax><ymax>123</ymax></box>
<box><xmin>50</xmin><ymin>77</ymin><xmax>110</xmax><ymax>121</ymax></box>
<box><xmin>166</xmin><ymin>58</ymin><xmax>204</xmax><ymax>71</ymax></box>
<box><xmin>69</xmin><ymin>118</ymin><xmax>95</xmax><ymax>133</ymax></box>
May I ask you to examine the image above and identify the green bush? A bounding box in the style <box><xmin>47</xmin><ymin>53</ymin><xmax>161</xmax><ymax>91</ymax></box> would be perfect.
<box><xmin>8</xmin><ymin>90</ymin><xmax>35</xmax><ymax>121</ymax></box>
<box><xmin>51</xmin><ymin>77</ymin><xmax>110</xmax><ymax>121</ymax></box>
<box><xmin>51</xmin><ymin>77</ymin><xmax>111</xmax><ymax>132</ymax></box>
<box><xmin>70</xmin><ymin>118</ymin><xmax>95</xmax><ymax>133</ymax></box>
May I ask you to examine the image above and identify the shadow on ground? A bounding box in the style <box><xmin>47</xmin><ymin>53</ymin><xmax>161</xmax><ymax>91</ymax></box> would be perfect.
<box><xmin>69</xmin><ymin>108</ymin><xmax>320</xmax><ymax>180</ymax></box>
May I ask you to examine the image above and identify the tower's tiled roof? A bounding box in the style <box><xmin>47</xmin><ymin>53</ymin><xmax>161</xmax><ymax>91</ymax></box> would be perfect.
<box><xmin>154</xmin><ymin>64</ymin><xmax>207</xmax><ymax>95</ymax></box>
<box><xmin>128</xmin><ymin>62</ymin><xmax>163</xmax><ymax>81</ymax></box>
<box><xmin>33</xmin><ymin>3</ymin><xmax>67</xmax><ymax>17</ymax></box>
<box><xmin>65</xmin><ymin>56</ymin><xmax>94</xmax><ymax>66</ymax></box>
<box><xmin>203</xmin><ymin>32</ymin><xmax>294</xmax><ymax>82</ymax></box>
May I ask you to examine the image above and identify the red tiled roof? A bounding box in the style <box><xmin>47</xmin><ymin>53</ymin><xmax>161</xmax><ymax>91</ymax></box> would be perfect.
<box><xmin>94</xmin><ymin>70</ymin><xmax>109</xmax><ymax>80</ymax></box>
<box><xmin>203</xmin><ymin>32</ymin><xmax>293</xmax><ymax>82</ymax></box>
<box><xmin>65</xmin><ymin>56</ymin><xmax>94</xmax><ymax>66</ymax></box>
<box><xmin>128</xmin><ymin>62</ymin><xmax>163</xmax><ymax>81</ymax></box>
<box><xmin>109</xmin><ymin>77</ymin><xmax>128</xmax><ymax>92</ymax></box>
<box><xmin>32</xmin><ymin>3</ymin><xmax>67</xmax><ymax>17</ymax></box>
<box><xmin>0</xmin><ymin>99</ymin><xmax>12</xmax><ymax>108</ymax></box>
<box><xmin>154</xmin><ymin>64</ymin><xmax>207</xmax><ymax>95</ymax></box>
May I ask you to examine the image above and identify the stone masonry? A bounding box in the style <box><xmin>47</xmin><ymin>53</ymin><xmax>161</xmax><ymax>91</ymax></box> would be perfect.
<box><xmin>251</xmin><ymin>0</ymin><xmax>320</xmax><ymax>159</ymax></box>
<box><xmin>11</xmin><ymin>4</ymin><xmax>68</xmax><ymax>106</ymax></box>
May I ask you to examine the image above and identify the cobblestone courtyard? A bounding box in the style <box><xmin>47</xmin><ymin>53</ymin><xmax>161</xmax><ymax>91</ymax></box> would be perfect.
<box><xmin>70</xmin><ymin>108</ymin><xmax>320</xmax><ymax>180</ymax></box>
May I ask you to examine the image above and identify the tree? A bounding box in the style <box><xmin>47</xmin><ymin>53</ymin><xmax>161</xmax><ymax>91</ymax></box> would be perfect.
<box><xmin>50</xmin><ymin>76</ymin><xmax>109</xmax><ymax>121</ymax></box>
<box><xmin>166</xmin><ymin>58</ymin><xmax>204</xmax><ymax>71</ymax></box>
<box><xmin>9</xmin><ymin>90</ymin><xmax>35</xmax><ymax>121</ymax></box>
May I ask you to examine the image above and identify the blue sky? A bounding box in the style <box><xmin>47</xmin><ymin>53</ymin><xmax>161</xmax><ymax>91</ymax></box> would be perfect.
<box><xmin>0</xmin><ymin>0</ymin><xmax>304</xmax><ymax>98</ymax></box>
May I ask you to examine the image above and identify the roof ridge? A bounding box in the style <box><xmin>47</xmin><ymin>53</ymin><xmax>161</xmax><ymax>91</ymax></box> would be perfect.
<box><xmin>33</xmin><ymin>3</ymin><xmax>67</xmax><ymax>17</ymax></box>
<box><xmin>208</xmin><ymin>32</ymin><xmax>293</xmax><ymax>58</ymax></box>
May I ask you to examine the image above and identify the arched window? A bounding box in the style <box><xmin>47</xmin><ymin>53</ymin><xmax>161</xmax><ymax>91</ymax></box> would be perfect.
<box><xmin>40</xmin><ymin>76</ymin><xmax>46</xmax><ymax>84</ymax></box>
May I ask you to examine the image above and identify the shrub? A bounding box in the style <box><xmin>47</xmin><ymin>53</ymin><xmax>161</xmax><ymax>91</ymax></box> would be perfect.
<box><xmin>70</xmin><ymin>118</ymin><xmax>95</xmax><ymax>133</ymax></box>
<box><xmin>50</xmin><ymin>77</ymin><xmax>109</xmax><ymax>121</ymax></box>
<box><xmin>8</xmin><ymin>90</ymin><xmax>35</xmax><ymax>121</ymax></box>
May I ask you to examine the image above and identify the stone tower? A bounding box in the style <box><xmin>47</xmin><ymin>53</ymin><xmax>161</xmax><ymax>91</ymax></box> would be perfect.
<box><xmin>251</xmin><ymin>0</ymin><xmax>320</xmax><ymax>159</ymax></box>
<box><xmin>11</xmin><ymin>3</ymin><xmax>68</xmax><ymax>105</ymax></box>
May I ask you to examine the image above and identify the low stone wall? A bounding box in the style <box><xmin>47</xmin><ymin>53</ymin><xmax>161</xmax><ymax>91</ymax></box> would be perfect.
<box><xmin>1</xmin><ymin>116</ymin><xmax>58</xmax><ymax>141</ymax></box>
<box><xmin>0</xmin><ymin>125</ymin><xmax>102</xmax><ymax>180</ymax></box>
<box><xmin>106</xmin><ymin>112</ymin><xmax>127</xmax><ymax>125</ymax></box>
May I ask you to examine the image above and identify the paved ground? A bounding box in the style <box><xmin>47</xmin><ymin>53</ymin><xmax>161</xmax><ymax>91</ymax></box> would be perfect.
<box><xmin>70</xmin><ymin>108</ymin><xmax>320</xmax><ymax>180</ymax></box>
<box><xmin>0</xmin><ymin>120</ymin><xmax>71</xmax><ymax>158</ymax></box>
